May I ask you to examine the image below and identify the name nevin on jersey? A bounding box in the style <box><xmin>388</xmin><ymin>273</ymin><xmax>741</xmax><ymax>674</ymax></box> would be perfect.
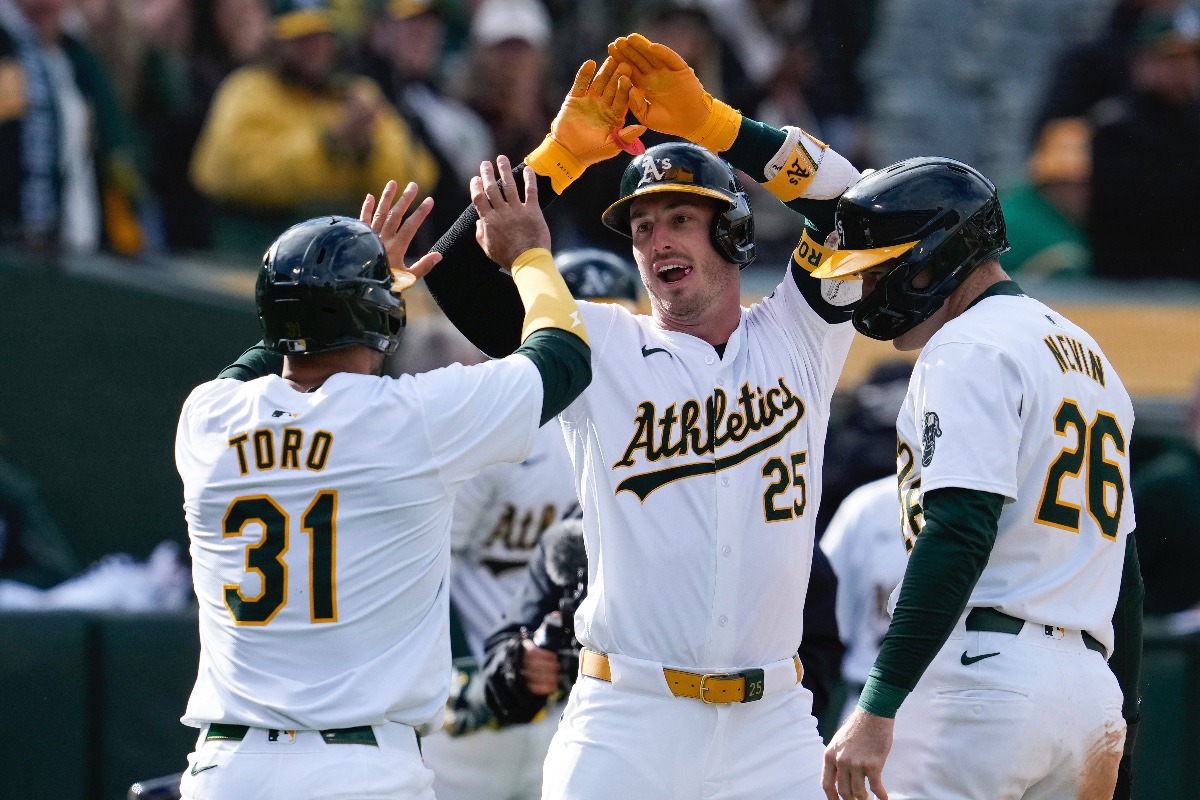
<box><xmin>613</xmin><ymin>377</ymin><xmax>805</xmax><ymax>501</ymax></box>
<box><xmin>228</xmin><ymin>427</ymin><xmax>333</xmax><ymax>475</ymax></box>
<box><xmin>1043</xmin><ymin>333</ymin><xmax>1106</xmax><ymax>387</ymax></box>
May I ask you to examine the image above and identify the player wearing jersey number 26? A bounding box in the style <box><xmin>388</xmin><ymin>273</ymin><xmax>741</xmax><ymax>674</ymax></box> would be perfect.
<box><xmin>174</xmin><ymin>165</ymin><xmax>591</xmax><ymax>800</ymax></box>
<box><xmin>814</xmin><ymin>157</ymin><xmax>1143</xmax><ymax>800</ymax></box>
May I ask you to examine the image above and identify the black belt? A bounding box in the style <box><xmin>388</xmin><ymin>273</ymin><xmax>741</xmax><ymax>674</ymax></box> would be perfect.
<box><xmin>965</xmin><ymin>607</ymin><xmax>1106</xmax><ymax>657</ymax></box>
<box><xmin>206</xmin><ymin>722</ymin><xmax>378</xmax><ymax>746</ymax></box>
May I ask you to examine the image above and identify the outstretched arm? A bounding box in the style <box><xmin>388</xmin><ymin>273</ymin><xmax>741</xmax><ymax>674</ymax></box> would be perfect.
<box><xmin>421</xmin><ymin>59</ymin><xmax>644</xmax><ymax>358</ymax></box>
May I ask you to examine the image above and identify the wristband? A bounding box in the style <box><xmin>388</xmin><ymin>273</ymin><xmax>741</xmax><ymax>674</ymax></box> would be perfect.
<box><xmin>792</xmin><ymin>228</ymin><xmax>835</xmax><ymax>274</ymax></box>
<box><xmin>689</xmin><ymin>99</ymin><xmax>742</xmax><ymax>154</ymax></box>
<box><xmin>510</xmin><ymin>248</ymin><xmax>589</xmax><ymax>344</ymax></box>
<box><xmin>525</xmin><ymin>136</ymin><xmax>585</xmax><ymax>195</ymax></box>
<box><xmin>762</xmin><ymin>127</ymin><xmax>825</xmax><ymax>203</ymax></box>
<box><xmin>857</xmin><ymin>675</ymin><xmax>910</xmax><ymax>719</ymax></box>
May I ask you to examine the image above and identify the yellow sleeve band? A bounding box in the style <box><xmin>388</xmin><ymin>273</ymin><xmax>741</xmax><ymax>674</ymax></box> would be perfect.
<box><xmin>690</xmin><ymin>99</ymin><xmax>742</xmax><ymax>154</ymax></box>
<box><xmin>510</xmin><ymin>247</ymin><xmax>590</xmax><ymax>345</ymax></box>
<box><xmin>792</xmin><ymin>228</ymin><xmax>834</xmax><ymax>273</ymax></box>
<box><xmin>525</xmin><ymin>135</ymin><xmax>584</xmax><ymax>195</ymax></box>
<box><xmin>763</xmin><ymin>135</ymin><xmax>826</xmax><ymax>203</ymax></box>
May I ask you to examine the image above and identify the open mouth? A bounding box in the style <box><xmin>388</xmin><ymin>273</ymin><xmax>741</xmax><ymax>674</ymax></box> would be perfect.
<box><xmin>657</xmin><ymin>263</ymin><xmax>693</xmax><ymax>284</ymax></box>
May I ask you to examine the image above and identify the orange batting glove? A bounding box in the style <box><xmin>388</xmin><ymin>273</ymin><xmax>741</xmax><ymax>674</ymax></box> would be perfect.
<box><xmin>607</xmin><ymin>33</ymin><xmax>741</xmax><ymax>153</ymax></box>
<box><xmin>525</xmin><ymin>58</ymin><xmax>647</xmax><ymax>194</ymax></box>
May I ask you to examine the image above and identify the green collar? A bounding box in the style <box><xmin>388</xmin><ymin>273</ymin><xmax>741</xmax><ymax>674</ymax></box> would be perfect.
<box><xmin>966</xmin><ymin>279</ymin><xmax>1024</xmax><ymax>312</ymax></box>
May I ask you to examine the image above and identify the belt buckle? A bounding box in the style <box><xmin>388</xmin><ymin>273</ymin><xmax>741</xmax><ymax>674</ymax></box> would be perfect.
<box><xmin>698</xmin><ymin>672</ymin><xmax>739</xmax><ymax>704</ymax></box>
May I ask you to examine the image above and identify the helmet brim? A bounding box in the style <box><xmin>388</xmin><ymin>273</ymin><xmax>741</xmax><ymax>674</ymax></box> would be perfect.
<box><xmin>601</xmin><ymin>185</ymin><xmax>736</xmax><ymax>235</ymax></box>
<box><xmin>810</xmin><ymin>240</ymin><xmax>920</xmax><ymax>279</ymax></box>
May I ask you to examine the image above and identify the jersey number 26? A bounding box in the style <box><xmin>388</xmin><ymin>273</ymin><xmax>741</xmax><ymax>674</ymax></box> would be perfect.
<box><xmin>1036</xmin><ymin>399</ymin><xmax>1126</xmax><ymax>540</ymax></box>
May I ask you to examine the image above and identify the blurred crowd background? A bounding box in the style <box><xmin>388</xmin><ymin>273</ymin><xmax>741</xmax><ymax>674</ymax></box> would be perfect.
<box><xmin>2</xmin><ymin>0</ymin><xmax>1200</xmax><ymax>796</ymax></box>
<box><xmin>0</xmin><ymin>0</ymin><xmax>1199</xmax><ymax>278</ymax></box>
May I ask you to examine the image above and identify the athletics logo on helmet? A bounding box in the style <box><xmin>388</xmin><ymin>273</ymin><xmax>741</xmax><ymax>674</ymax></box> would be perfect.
<box><xmin>556</xmin><ymin>248</ymin><xmax>640</xmax><ymax>309</ymax></box>
<box><xmin>257</xmin><ymin>216</ymin><xmax>407</xmax><ymax>355</ymax></box>
<box><xmin>601</xmin><ymin>142</ymin><xmax>755</xmax><ymax>267</ymax></box>
<box><xmin>810</xmin><ymin>156</ymin><xmax>1009</xmax><ymax>340</ymax></box>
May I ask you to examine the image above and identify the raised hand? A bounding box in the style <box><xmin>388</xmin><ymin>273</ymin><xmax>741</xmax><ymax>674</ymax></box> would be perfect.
<box><xmin>359</xmin><ymin>180</ymin><xmax>443</xmax><ymax>292</ymax></box>
<box><xmin>470</xmin><ymin>156</ymin><xmax>552</xmax><ymax>269</ymax></box>
<box><xmin>526</xmin><ymin>58</ymin><xmax>647</xmax><ymax>193</ymax></box>
<box><xmin>607</xmin><ymin>33</ymin><xmax>741</xmax><ymax>153</ymax></box>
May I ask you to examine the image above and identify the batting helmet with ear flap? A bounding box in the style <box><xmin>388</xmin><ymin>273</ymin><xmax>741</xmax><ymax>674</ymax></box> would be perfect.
<box><xmin>601</xmin><ymin>142</ymin><xmax>755</xmax><ymax>267</ymax></box>
<box><xmin>257</xmin><ymin>216</ymin><xmax>406</xmax><ymax>355</ymax></box>
<box><xmin>811</xmin><ymin>156</ymin><xmax>1009</xmax><ymax>340</ymax></box>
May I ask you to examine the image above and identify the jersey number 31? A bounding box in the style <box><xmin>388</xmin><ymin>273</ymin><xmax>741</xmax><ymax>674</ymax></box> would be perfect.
<box><xmin>222</xmin><ymin>491</ymin><xmax>338</xmax><ymax>625</ymax></box>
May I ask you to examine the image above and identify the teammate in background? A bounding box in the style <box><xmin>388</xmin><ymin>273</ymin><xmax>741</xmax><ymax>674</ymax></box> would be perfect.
<box><xmin>420</xmin><ymin>249</ymin><xmax>640</xmax><ymax>800</ymax></box>
<box><xmin>174</xmin><ymin>165</ymin><xmax>591</xmax><ymax>800</ymax></box>
<box><xmin>813</xmin><ymin>158</ymin><xmax>1143</xmax><ymax>800</ymax></box>
<box><xmin>819</xmin><ymin>476</ymin><xmax>906</xmax><ymax>722</ymax></box>
<box><xmin>482</xmin><ymin>518</ymin><xmax>848</xmax><ymax>729</ymax></box>
<box><xmin>421</xmin><ymin>35</ymin><xmax>865</xmax><ymax>799</ymax></box>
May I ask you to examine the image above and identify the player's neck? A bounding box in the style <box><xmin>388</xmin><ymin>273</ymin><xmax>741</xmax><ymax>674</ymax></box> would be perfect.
<box><xmin>651</xmin><ymin>290</ymin><xmax>742</xmax><ymax>347</ymax></box>
<box><xmin>282</xmin><ymin>346</ymin><xmax>385</xmax><ymax>392</ymax></box>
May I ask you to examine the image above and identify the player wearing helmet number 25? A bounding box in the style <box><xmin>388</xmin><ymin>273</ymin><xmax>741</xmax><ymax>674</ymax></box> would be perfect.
<box><xmin>422</xmin><ymin>34</ymin><xmax>864</xmax><ymax>800</ymax></box>
<box><xmin>815</xmin><ymin>159</ymin><xmax>1144</xmax><ymax>800</ymax></box>
<box><xmin>175</xmin><ymin>167</ymin><xmax>591</xmax><ymax>800</ymax></box>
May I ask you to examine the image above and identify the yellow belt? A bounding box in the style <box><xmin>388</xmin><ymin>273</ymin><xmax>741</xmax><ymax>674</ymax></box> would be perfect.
<box><xmin>580</xmin><ymin>650</ymin><xmax>802</xmax><ymax>704</ymax></box>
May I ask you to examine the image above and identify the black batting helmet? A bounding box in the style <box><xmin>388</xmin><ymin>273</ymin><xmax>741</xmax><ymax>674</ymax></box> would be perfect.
<box><xmin>257</xmin><ymin>216</ymin><xmax>406</xmax><ymax>355</ymax></box>
<box><xmin>556</xmin><ymin>248</ymin><xmax>640</xmax><ymax>305</ymax></box>
<box><xmin>811</xmin><ymin>156</ymin><xmax>1009</xmax><ymax>340</ymax></box>
<box><xmin>601</xmin><ymin>142</ymin><xmax>755</xmax><ymax>267</ymax></box>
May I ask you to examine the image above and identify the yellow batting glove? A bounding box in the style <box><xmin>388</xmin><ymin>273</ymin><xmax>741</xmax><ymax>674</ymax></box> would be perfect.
<box><xmin>608</xmin><ymin>33</ymin><xmax>741</xmax><ymax>153</ymax></box>
<box><xmin>526</xmin><ymin>59</ymin><xmax>647</xmax><ymax>194</ymax></box>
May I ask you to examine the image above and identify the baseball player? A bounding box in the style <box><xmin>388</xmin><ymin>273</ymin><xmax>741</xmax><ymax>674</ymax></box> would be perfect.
<box><xmin>174</xmin><ymin>165</ymin><xmax>592</xmax><ymax>800</ymax></box>
<box><xmin>419</xmin><ymin>36</ymin><xmax>866</xmax><ymax>799</ymax></box>
<box><xmin>819</xmin><ymin>476</ymin><xmax>907</xmax><ymax>722</ymax></box>
<box><xmin>812</xmin><ymin>157</ymin><xmax>1144</xmax><ymax>800</ymax></box>
<box><xmin>421</xmin><ymin>249</ymin><xmax>641</xmax><ymax>800</ymax></box>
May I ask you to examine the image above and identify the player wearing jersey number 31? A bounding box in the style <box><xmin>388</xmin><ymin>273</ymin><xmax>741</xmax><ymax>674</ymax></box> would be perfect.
<box><xmin>814</xmin><ymin>157</ymin><xmax>1144</xmax><ymax>800</ymax></box>
<box><xmin>174</xmin><ymin>167</ymin><xmax>591</xmax><ymax>800</ymax></box>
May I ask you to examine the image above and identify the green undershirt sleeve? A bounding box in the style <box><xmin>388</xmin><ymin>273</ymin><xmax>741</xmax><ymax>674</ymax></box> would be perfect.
<box><xmin>513</xmin><ymin>328</ymin><xmax>591</xmax><ymax>425</ymax></box>
<box><xmin>858</xmin><ymin>487</ymin><xmax>1005</xmax><ymax>719</ymax></box>
<box><xmin>721</xmin><ymin>116</ymin><xmax>839</xmax><ymax>233</ymax></box>
<box><xmin>1111</xmin><ymin>532</ymin><xmax>1144</xmax><ymax>720</ymax></box>
<box><xmin>217</xmin><ymin>342</ymin><xmax>283</xmax><ymax>381</ymax></box>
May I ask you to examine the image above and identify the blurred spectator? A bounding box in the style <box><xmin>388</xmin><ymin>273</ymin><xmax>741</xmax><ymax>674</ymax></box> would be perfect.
<box><xmin>820</xmin><ymin>475</ymin><xmax>906</xmax><ymax>722</ymax></box>
<box><xmin>859</xmin><ymin>0</ymin><xmax>1110</xmax><ymax>182</ymax></box>
<box><xmin>1131</xmin><ymin>377</ymin><xmax>1200</xmax><ymax>614</ymax></box>
<box><xmin>189</xmin><ymin>0</ymin><xmax>438</xmax><ymax>256</ymax></box>
<box><xmin>357</xmin><ymin>0</ymin><xmax>493</xmax><ymax>238</ymax></box>
<box><xmin>131</xmin><ymin>0</ymin><xmax>271</xmax><ymax>252</ymax></box>
<box><xmin>0</xmin><ymin>456</ymin><xmax>79</xmax><ymax>589</ymax></box>
<box><xmin>1035</xmin><ymin>0</ymin><xmax>1200</xmax><ymax>135</ymax></box>
<box><xmin>1000</xmin><ymin>117</ymin><xmax>1092</xmax><ymax>278</ymax></box>
<box><xmin>0</xmin><ymin>0</ymin><xmax>152</xmax><ymax>255</ymax></box>
<box><xmin>464</xmin><ymin>0</ymin><xmax>554</xmax><ymax>163</ymax></box>
<box><xmin>1090</xmin><ymin>10</ymin><xmax>1200</xmax><ymax>280</ymax></box>
<box><xmin>819</xmin><ymin>360</ymin><xmax>913</xmax><ymax>534</ymax></box>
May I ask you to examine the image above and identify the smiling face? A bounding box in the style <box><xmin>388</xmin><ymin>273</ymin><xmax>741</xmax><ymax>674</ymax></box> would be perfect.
<box><xmin>628</xmin><ymin>192</ymin><xmax>741</xmax><ymax>336</ymax></box>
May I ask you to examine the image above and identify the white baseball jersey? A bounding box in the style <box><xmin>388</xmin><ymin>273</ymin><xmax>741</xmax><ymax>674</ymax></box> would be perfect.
<box><xmin>560</xmin><ymin>268</ymin><xmax>854</xmax><ymax>671</ymax></box>
<box><xmin>820</xmin><ymin>476</ymin><xmax>907</xmax><ymax>686</ymax></box>
<box><xmin>448</xmin><ymin>421</ymin><xmax>578</xmax><ymax>658</ymax></box>
<box><xmin>895</xmin><ymin>288</ymin><xmax>1135</xmax><ymax>653</ymax></box>
<box><xmin>175</xmin><ymin>358</ymin><xmax>542</xmax><ymax>731</ymax></box>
